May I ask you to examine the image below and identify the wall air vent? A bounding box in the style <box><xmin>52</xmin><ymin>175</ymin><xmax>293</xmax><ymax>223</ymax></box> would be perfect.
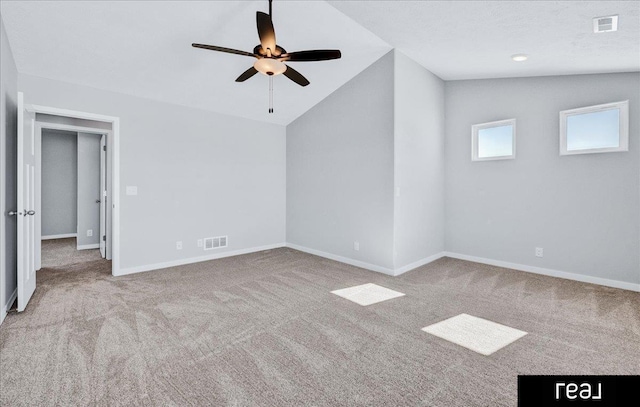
<box><xmin>593</xmin><ymin>15</ymin><xmax>618</xmax><ymax>33</ymax></box>
<box><xmin>204</xmin><ymin>236</ymin><xmax>228</xmax><ymax>250</ymax></box>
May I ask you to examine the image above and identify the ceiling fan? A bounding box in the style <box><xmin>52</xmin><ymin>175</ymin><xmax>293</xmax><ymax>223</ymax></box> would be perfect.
<box><xmin>192</xmin><ymin>0</ymin><xmax>341</xmax><ymax>113</ymax></box>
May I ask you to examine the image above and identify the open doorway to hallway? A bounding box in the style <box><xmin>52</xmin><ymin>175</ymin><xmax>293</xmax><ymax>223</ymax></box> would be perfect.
<box><xmin>8</xmin><ymin>93</ymin><xmax>120</xmax><ymax>313</ymax></box>
<box><xmin>39</xmin><ymin>125</ymin><xmax>109</xmax><ymax>271</ymax></box>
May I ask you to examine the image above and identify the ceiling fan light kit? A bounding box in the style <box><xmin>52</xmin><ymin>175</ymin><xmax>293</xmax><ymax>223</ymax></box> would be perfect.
<box><xmin>192</xmin><ymin>0</ymin><xmax>342</xmax><ymax>114</ymax></box>
<box><xmin>254</xmin><ymin>58</ymin><xmax>286</xmax><ymax>76</ymax></box>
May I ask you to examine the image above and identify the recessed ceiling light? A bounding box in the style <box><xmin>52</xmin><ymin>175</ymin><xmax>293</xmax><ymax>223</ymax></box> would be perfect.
<box><xmin>511</xmin><ymin>54</ymin><xmax>528</xmax><ymax>62</ymax></box>
<box><xmin>593</xmin><ymin>15</ymin><xmax>618</xmax><ymax>33</ymax></box>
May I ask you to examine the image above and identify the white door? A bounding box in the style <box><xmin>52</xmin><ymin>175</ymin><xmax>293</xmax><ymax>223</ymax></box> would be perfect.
<box><xmin>99</xmin><ymin>134</ymin><xmax>106</xmax><ymax>258</ymax></box>
<box><xmin>17</xmin><ymin>92</ymin><xmax>37</xmax><ymax>312</ymax></box>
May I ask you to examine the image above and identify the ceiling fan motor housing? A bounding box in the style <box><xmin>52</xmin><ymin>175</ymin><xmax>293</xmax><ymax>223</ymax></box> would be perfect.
<box><xmin>253</xmin><ymin>44</ymin><xmax>286</xmax><ymax>57</ymax></box>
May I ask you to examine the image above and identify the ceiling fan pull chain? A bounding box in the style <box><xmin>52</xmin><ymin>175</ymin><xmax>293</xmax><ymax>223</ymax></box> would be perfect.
<box><xmin>269</xmin><ymin>75</ymin><xmax>274</xmax><ymax>113</ymax></box>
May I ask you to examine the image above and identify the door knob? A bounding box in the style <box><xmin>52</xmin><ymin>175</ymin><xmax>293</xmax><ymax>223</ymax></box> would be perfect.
<box><xmin>25</xmin><ymin>210</ymin><xmax>35</xmax><ymax>216</ymax></box>
<box><xmin>96</xmin><ymin>199</ymin><xmax>101</xmax><ymax>203</ymax></box>
<box><xmin>8</xmin><ymin>210</ymin><xmax>21</xmax><ymax>216</ymax></box>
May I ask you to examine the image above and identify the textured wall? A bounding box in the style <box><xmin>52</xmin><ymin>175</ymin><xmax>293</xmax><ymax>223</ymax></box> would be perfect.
<box><xmin>287</xmin><ymin>52</ymin><xmax>395</xmax><ymax>270</ymax></box>
<box><xmin>41</xmin><ymin>129</ymin><xmax>77</xmax><ymax>237</ymax></box>
<box><xmin>20</xmin><ymin>74</ymin><xmax>286</xmax><ymax>273</ymax></box>
<box><xmin>393</xmin><ymin>51</ymin><xmax>445</xmax><ymax>269</ymax></box>
<box><xmin>1</xmin><ymin>14</ymin><xmax>18</xmax><ymax>317</ymax></box>
<box><xmin>445</xmin><ymin>72</ymin><xmax>640</xmax><ymax>285</ymax></box>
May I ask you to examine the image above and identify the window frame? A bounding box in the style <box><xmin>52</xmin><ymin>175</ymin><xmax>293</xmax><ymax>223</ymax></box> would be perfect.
<box><xmin>559</xmin><ymin>100</ymin><xmax>629</xmax><ymax>156</ymax></box>
<box><xmin>471</xmin><ymin>118</ymin><xmax>517</xmax><ymax>162</ymax></box>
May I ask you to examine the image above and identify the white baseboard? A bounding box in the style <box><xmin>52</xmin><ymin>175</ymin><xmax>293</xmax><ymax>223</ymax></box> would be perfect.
<box><xmin>42</xmin><ymin>233</ymin><xmax>76</xmax><ymax>240</ymax></box>
<box><xmin>116</xmin><ymin>243</ymin><xmax>287</xmax><ymax>277</ymax></box>
<box><xmin>394</xmin><ymin>252</ymin><xmax>446</xmax><ymax>276</ymax></box>
<box><xmin>285</xmin><ymin>243</ymin><xmax>396</xmax><ymax>276</ymax></box>
<box><xmin>77</xmin><ymin>244</ymin><xmax>100</xmax><ymax>251</ymax></box>
<box><xmin>0</xmin><ymin>288</ymin><xmax>17</xmax><ymax>327</ymax></box>
<box><xmin>285</xmin><ymin>244</ymin><xmax>447</xmax><ymax>276</ymax></box>
<box><xmin>444</xmin><ymin>252</ymin><xmax>640</xmax><ymax>293</ymax></box>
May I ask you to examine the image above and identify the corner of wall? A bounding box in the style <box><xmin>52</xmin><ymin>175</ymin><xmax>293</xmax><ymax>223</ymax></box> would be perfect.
<box><xmin>391</xmin><ymin>50</ymin><xmax>447</xmax><ymax>271</ymax></box>
<box><xmin>285</xmin><ymin>51</ymin><xmax>396</xmax><ymax>271</ymax></box>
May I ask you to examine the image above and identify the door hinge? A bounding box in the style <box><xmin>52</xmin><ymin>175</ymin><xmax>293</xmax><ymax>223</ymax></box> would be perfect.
<box><xmin>103</xmin><ymin>145</ymin><xmax>106</xmax><ymax>152</ymax></box>
<box><xmin>103</xmin><ymin>235</ymin><xmax>106</xmax><ymax>242</ymax></box>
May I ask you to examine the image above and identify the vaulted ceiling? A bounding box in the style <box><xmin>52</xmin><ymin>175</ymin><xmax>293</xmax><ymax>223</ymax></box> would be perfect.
<box><xmin>2</xmin><ymin>1</ymin><xmax>638</xmax><ymax>125</ymax></box>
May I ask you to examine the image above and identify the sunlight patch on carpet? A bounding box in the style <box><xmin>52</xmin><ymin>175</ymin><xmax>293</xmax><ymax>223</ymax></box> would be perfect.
<box><xmin>422</xmin><ymin>313</ymin><xmax>527</xmax><ymax>355</ymax></box>
<box><xmin>331</xmin><ymin>283</ymin><xmax>405</xmax><ymax>306</ymax></box>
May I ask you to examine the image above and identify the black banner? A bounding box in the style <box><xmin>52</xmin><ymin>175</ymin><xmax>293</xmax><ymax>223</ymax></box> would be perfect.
<box><xmin>518</xmin><ymin>375</ymin><xmax>640</xmax><ymax>406</ymax></box>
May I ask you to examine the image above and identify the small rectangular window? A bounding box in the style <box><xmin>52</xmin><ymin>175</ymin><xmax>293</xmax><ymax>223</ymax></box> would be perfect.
<box><xmin>560</xmin><ymin>100</ymin><xmax>628</xmax><ymax>155</ymax></box>
<box><xmin>472</xmin><ymin>118</ymin><xmax>516</xmax><ymax>161</ymax></box>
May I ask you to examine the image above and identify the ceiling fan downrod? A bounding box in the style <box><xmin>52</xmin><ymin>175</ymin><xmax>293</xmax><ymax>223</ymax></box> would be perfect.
<box><xmin>268</xmin><ymin>0</ymin><xmax>273</xmax><ymax>113</ymax></box>
<box><xmin>269</xmin><ymin>75</ymin><xmax>274</xmax><ymax>113</ymax></box>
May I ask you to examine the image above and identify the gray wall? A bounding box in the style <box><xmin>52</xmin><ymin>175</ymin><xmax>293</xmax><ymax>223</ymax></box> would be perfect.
<box><xmin>41</xmin><ymin>129</ymin><xmax>77</xmax><ymax>237</ymax></box>
<box><xmin>1</xmin><ymin>13</ymin><xmax>18</xmax><ymax>317</ymax></box>
<box><xmin>445</xmin><ymin>72</ymin><xmax>640</xmax><ymax>285</ymax></box>
<box><xmin>393</xmin><ymin>51</ymin><xmax>445</xmax><ymax>269</ymax></box>
<box><xmin>76</xmin><ymin>132</ymin><xmax>101</xmax><ymax>247</ymax></box>
<box><xmin>287</xmin><ymin>52</ymin><xmax>396</xmax><ymax>270</ymax></box>
<box><xmin>19</xmin><ymin>73</ymin><xmax>286</xmax><ymax>272</ymax></box>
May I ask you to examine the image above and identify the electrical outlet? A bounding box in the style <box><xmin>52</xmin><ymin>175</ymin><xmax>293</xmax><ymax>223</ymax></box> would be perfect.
<box><xmin>176</xmin><ymin>241</ymin><xmax>183</xmax><ymax>250</ymax></box>
<box><xmin>87</xmin><ymin>229</ymin><xmax>93</xmax><ymax>237</ymax></box>
<box><xmin>197</xmin><ymin>239</ymin><xmax>203</xmax><ymax>248</ymax></box>
<box><xmin>354</xmin><ymin>241</ymin><xmax>360</xmax><ymax>251</ymax></box>
<box><xmin>535</xmin><ymin>247</ymin><xmax>543</xmax><ymax>257</ymax></box>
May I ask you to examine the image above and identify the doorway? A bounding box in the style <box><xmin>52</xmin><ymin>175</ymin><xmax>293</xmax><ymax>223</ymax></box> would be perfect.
<box><xmin>39</xmin><ymin>127</ymin><xmax>107</xmax><ymax>269</ymax></box>
<box><xmin>14</xmin><ymin>93</ymin><xmax>121</xmax><ymax>311</ymax></box>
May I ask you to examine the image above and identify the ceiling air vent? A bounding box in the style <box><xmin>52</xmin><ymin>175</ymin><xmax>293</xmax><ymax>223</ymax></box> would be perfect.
<box><xmin>593</xmin><ymin>15</ymin><xmax>618</xmax><ymax>33</ymax></box>
<box><xmin>204</xmin><ymin>236</ymin><xmax>228</xmax><ymax>250</ymax></box>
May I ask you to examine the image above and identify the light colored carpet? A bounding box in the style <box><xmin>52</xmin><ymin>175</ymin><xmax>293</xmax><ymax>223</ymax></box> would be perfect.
<box><xmin>1</xmin><ymin>248</ymin><xmax>639</xmax><ymax>406</ymax></box>
<box><xmin>41</xmin><ymin>238</ymin><xmax>102</xmax><ymax>268</ymax></box>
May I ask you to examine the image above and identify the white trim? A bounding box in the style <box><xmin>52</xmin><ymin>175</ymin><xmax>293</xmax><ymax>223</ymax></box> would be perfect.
<box><xmin>41</xmin><ymin>233</ymin><xmax>76</xmax><ymax>240</ymax></box>
<box><xmin>444</xmin><ymin>252</ymin><xmax>640</xmax><ymax>292</ymax></box>
<box><xmin>559</xmin><ymin>100</ymin><xmax>629</xmax><ymax>155</ymax></box>
<box><xmin>0</xmin><ymin>288</ymin><xmax>18</xmax><ymax>327</ymax></box>
<box><xmin>116</xmin><ymin>243</ymin><xmax>286</xmax><ymax>276</ymax></box>
<box><xmin>112</xmin><ymin>118</ymin><xmax>120</xmax><ymax>272</ymax></box>
<box><xmin>285</xmin><ymin>243</ymin><xmax>396</xmax><ymax>276</ymax></box>
<box><xmin>28</xmin><ymin>104</ymin><xmax>117</xmax><ymax>123</ymax></box>
<box><xmin>27</xmin><ymin>104</ymin><xmax>120</xmax><ymax>276</ymax></box>
<box><xmin>394</xmin><ymin>252</ymin><xmax>446</xmax><ymax>276</ymax></box>
<box><xmin>471</xmin><ymin>118</ymin><xmax>516</xmax><ymax>161</ymax></box>
<box><xmin>77</xmin><ymin>244</ymin><xmax>100</xmax><ymax>251</ymax></box>
<box><xmin>36</xmin><ymin>122</ymin><xmax>106</xmax><ymax>135</ymax></box>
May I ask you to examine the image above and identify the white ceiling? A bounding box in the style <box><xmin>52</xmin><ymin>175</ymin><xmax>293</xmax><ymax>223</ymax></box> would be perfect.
<box><xmin>0</xmin><ymin>0</ymin><xmax>391</xmax><ymax>125</ymax></box>
<box><xmin>329</xmin><ymin>0</ymin><xmax>640</xmax><ymax>80</ymax></box>
<box><xmin>2</xmin><ymin>1</ymin><xmax>638</xmax><ymax>125</ymax></box>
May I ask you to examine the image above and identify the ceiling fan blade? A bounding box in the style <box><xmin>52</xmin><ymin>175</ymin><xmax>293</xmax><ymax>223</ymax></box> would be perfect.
<box><xmin>192</xmin><ymin>43</ymin><xmax>257</xmax><ymax>58</ymax></box>
<box><xmin>283</xmin><ymin>65</ymin><xmax>310</xmax><ymax>87</ymax></box>
<box><xmin>235</xmin><ymin>67</ymin><xmax>259</xmax><ymax>82</ymax></box>
<box><xmin>256</xmin><ymin>11</ymin><xmax>276</xmax><ymax>54</ymax></box>
<box><xmin>281</xmin><ymin>50</ymin><xmax>342</xmax><ymax>62</ymax></box>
